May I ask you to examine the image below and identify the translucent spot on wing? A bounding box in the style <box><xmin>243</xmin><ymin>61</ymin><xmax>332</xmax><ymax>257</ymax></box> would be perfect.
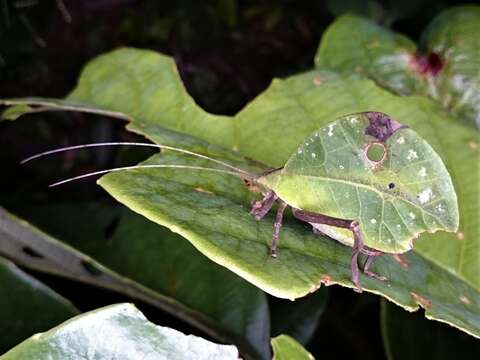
<box><xmin>327</xmin><ymin>123</ymin><xmax>335</xmax><ymax>137</ymax></box>
<box><xmin>417</xmin><ymin>188</ymin><xmax>433</xmax><ymax>204</ymax></box>
<box><xmin>409</xmin><ymin>212</ymin><xmax>416</xmax><ymax>219</ymax></box>
<box><xmin>339</xmin><ymin>165</ymin><xmax>344</xmax><ymax>169</ymax></box>
<box><xmin>460</xmin><ymin>296</ymin><xmax>471</xmax><ymax>305</ymax></box>
<box><xmin>370</xmin><ymin>218</ymin><xmax>377</xmax><ymax>224</ymax></box>
<box><xmin>435</xmin><ymin>204</ymin><xmax>445</xmax><ymax>213</ymax></box>
<box><xmin>407</xmin><ymin>149</ymin><xmax>418</xmax><ymax>160</ymax></box>
<box><xmin>418</xmin><ymin>167</ymin><xmax>427</xmax><ymax>177</ymax></box>
<box><xmin>349</xmin><ymin>117</ymin><xmax>358</xmax><ymax>124</ymax></box>
<box><xmin>396</xmin><ymin>136</ymin><xmax>405</xmax><ymax>144</ymax></box>
<box><xmin>311</xmin><ymin>153</ymin><xmax>316</xmax><ymax>158</ymax></box>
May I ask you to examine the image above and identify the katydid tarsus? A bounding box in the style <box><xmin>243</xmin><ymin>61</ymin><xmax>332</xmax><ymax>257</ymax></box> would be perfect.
<box><xmin>22</xmin><ymin>112</ymin><xmax>459</xmax><ymax>292</ymax></box>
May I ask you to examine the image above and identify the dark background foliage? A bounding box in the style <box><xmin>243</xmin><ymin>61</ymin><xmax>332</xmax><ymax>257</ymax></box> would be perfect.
<box><xmin>0</xmin><ymin>0</ymin><xmax>474</xmax><ymax>358</ymax></box>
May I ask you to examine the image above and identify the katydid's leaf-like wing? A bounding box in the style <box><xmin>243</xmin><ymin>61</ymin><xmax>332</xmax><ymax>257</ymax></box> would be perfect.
<box><xmin>261</xmin><ymin>113</ymin><xmax>458</xmax><ymax>253</ymax></box>
<box><xmin>315</xmin><ymin>6</ymin><xmax>480</xmax><ymax>128</ymax></box>
<box><xmin>0</xmin><ymin>304</ymin><xmax>239</xmax><ymax>360</ymax></box>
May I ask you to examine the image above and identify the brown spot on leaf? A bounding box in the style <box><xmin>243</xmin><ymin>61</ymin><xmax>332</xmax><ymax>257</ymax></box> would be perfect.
<box><xmin>460</xmin><ymin>296</ymin><xmax>471</xmax><ymax>305</ymax></box>
<box><xmin>367</xmin><ymin>41</ymin><xmax>380</xmax><ymax>49</ymax></box>
<box><xmin>313</xmin><ymin>75</ymin><xmax>323</xmax><ymax>85</ymax></box>
<box><xmin>365</xmin><ymin>112</ymin><xmax>406</xmax><ymax>142</ymax></box>
<box><xmin>194</xmin><ymin>187</ymin><xmax>214</xmax><ymax>195</ymax></box>
<box><xmin>393</xmin><ymin>254</ymin><xmax>409</xmax><ymax>268</ymax></box>
<box><xmin>456</xmin><ymin>231</ymin><xmax>465</xmax><ymax>240</ymax></box>
<box><xmin>322</xmin><ymin>275</ymin><xmax>332</xmax><ymax>286</ymax></box>
<box><xmin>468</xmin><ymin>141</ymin><xmax>478</xmax><ymax>150</ymax></box>
<box><xmin>411</xmin><ymin>292</ymin><xmax>432</xmax><ymax>308</ymax></box>
<box><xmin>409</xmin><ymin>52</ymin><xmax>444</xmax><ymax>77</ymax></box>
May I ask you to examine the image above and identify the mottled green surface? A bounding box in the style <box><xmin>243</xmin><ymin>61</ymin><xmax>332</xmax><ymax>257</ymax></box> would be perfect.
<box><xmin>261</xmin><ymin>113</ymin><xmax>458</xmax><ymax>253</ymax></box>
<box><xmin>315</xmin><ymin>6</ymin><xmax>480</xmax><ymax>128</ymax></box>
<box><xmin>1</xmin><ymin>41</ymin><xmax>478</xmax><ymax>338</ymax></box>
<box><xmin>271</xmin><ymin>335</ymin><xmax>315</xmax><ymax>360</ymax></box>
<box><xmin>1</xmin><ymin>304</ymin><xmax>239</xmax><ymax>360</ymax></box>
<box><xmin>0</xmin><ymin>257</ymin><xmax>78</xmax><ymax>355</ymax></box>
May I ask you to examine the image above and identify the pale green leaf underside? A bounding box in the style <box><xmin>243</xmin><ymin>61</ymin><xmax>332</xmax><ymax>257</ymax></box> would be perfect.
<box><xmin>0</xmin><ymin>304</ymin><xmax>239</xmax><ymax>360</ymax></box>
<box><xmin>262</xmin><ymin>114</ymin><xmax>458</xmax><ymax>253</ymax></box>
<box><xmin>0</xmin><ymin>46</ymin><xmax>478</xmax><ymax>338</ymax></box>
<box><xmin>271</xmin><ymin>335</ymin><xmax>315</xmax><ymax>360</ymax></box>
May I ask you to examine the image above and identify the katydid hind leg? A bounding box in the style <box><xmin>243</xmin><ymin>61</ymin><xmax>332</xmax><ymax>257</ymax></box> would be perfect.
<box><xmin>270</xmin><ymin>200</ymin><xmax>287</xmax><ymax>258</ymax></box>
<box><xmin>350</xmin><ymin>221</ymin><xmax>364</xmax><ymax>293</ymax></box>
<box><xmin>292</xmin><ymin>209</ymin><xmax>378</xmax><ymax>292</ymax></box>
<box><xmin>363</xmin><ymin>254</ymin><xmax>387</xmax><ymax>281</ymax></box>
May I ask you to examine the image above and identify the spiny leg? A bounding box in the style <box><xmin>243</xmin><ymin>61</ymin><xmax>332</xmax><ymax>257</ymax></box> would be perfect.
<box><xmin>250</xmin><ymin>190</ymin><xmax>277</xmax><ymax>220</ymax></box>
<box><xmin>350</xmin><ymin>221</ymin><xmax>363</xmax><ymax>293</ymax></box>
<box><xmin>292</xmin><ymin>209</ymin><xmax>372</xmax><ymax>293</ymax></box>
<box><xmin>249</xmin><ymin>191</ymin><xmax>287</xmax><ymax>257</ymax></box>
<box><xmin>270</xmin><ymin>200</ymin><xmax>287</xmax><ymax>258</ymax></box>
<box><xmin>363</xmin><ymin>254</ymin><xmax>387</xmax><ymax>281</ymax></box>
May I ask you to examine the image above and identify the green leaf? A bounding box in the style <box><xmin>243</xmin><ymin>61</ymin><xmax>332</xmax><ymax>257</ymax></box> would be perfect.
<box><xmin>19</xmin><ymin>204</ymin><xmax>270</xmax><ymax>360</ymax></box>
<box><xmin>380</xmin><ymin>299</ymin><xmax>480</xmax><ymax>360</ymax></box>
<box><xmin>0</xmin><ymin>205</ymin><xmax>269</xmax><ymax>360</ymax></box>
<box><xmin>0</xmin><ymin>256</ymin><xmax>78</xmax><ymax>354</ymax></box>
<box><xmin>0</xmin><ymin>303</ymin><xmax>239</xmax><ymax>359</ymax></box>
<box><xmin>315</xmin><ymin>6</ymin><xmax>480</xmax><ymax>128</ymax></box>
<box><xmin>271</xmin><ymin>335</ymin><xmax>315</xmax><ymax>360</ymax></box>
<box><xmin>0</xmin><ymin>46</ymin><xmax>478</xmax><ymax>338</ymax></box>
<box><xmin>1</xmin><ymin>104</ymin><xmax>34</xmax><ymax>120</ymax></box>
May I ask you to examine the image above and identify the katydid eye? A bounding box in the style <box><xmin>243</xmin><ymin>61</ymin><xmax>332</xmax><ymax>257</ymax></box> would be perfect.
<box><xmin>388</xmin><ymin>182</ymin><xmax>395</xmax><ymax>189</ymax></box>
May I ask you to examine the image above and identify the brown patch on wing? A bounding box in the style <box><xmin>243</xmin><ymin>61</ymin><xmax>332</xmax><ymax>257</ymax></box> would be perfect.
<box><xmin>365</xmin><ymin>112</ymin><xmax>406</xmax><ymax>142</ymax></box>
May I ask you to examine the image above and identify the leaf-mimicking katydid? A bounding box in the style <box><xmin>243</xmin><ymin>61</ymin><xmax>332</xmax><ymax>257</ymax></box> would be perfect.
<box><xmin>22</xmin><ymin>111</ymin><xmax>459</xmax><ymax>293</ymax></box>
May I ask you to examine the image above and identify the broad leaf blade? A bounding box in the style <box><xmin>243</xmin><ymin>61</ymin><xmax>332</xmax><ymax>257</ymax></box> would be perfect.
<box><xmin>315</xmin><ymin>6</ymin><xmax>480</xmax><ymax>128</ymax></box>
<box><xmin>0</xmin><ymin>304</ymin><xmax>239</xmax><ymax>360</ymax></box>
<box><xmin>0</xmin><ymin>206</ymin><xmax>267</xmax><ymax>359</ymax></box>
<box><xmin>0</xmin><ymin>257</ymin><xmax>78</xmax><ymax>354</ymax></box>
<box><xmin>271</xmin><ymin>335</ymin><xmax>315</xmax><ymax>360</ymax></box>
<box><xmin>1</xmin><ymin>47</ymin><xmax>478</xmax><ymax>337</ymax></box>
<box><xmin>21</xmin><ymin>204</ymin><xmax>270</xmax><ymax>360</ymax></box>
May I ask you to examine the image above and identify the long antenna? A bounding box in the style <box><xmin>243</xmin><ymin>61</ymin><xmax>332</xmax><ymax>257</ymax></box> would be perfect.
<box><xmin>21</xmin><ymin>142</ymin><xmax>252</xmax><ymax>176</ymax></box>
<box><xmin>49</xmin><ymin>164</ymin><xmax>247</xmax><ymax>187</ymax></box>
